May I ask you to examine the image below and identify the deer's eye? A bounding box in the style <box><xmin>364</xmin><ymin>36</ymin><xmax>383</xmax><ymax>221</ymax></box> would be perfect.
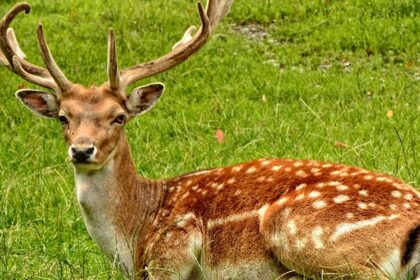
<box><xmin>58</xmin><ymin>115</ymin><xmax>69</xmax><ymax>125</ymax></box>
<box><xmin>112</xmin><ymin>114</ymin><xmax>127</xmax><ymax>125</ymax></box>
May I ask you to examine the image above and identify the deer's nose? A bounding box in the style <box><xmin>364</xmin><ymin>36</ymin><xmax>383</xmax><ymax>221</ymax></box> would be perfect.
<box><xmin>69</xmin><ymin>145</ymin><xmax>96</xmax><ymax>163</ymax></box>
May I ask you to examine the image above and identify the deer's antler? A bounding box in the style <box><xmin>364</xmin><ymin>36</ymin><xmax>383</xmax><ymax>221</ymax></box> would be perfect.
<box><xmin>1</xmin><ymin>1</ymin><xmax>233</xmax><ymax>95</ymax></box>
<box><xmin>0</xmin><ymin>3</ymin><xmax>71</xmax><ymax>94</ymax></box>
<box><xmin>107</xmin><ymin>0</ymin><xmax>233</xmax><ymax>92</ymax></box>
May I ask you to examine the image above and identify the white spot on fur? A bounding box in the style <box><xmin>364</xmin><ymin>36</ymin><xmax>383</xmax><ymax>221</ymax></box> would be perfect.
<box><xmin>296</xmin><ymin>170</ymin><xmax>309</xmax><ymax>178</ymax></box>
<box><xmin>232</xmin><ymin>165</ymin><xmax>243</xmax><ymax>172</ymax></box>
<box><xmin>271</xmin><ymin>165</ymin><xmax>282</xmax><ymax>171</ymax></box>
<box><xmin>330</xmin><ymin>170</ymin><xmax>342</xmax><ymax>176</ymax></box>
<box><xmin>316</xmin><ymin>182</ymin><xmax>327</xmax><ymax>188</ymax></box>
<box><xmin>227</xmin><ymin>177</ymin><xmax>236</xmax><ymax>185</ymax></box>
<box><xmin>313</xmin><ymin>200</ymin><xmax>327</xmax><ymax>209</ymax></box>
<box><xmin>311</xmin><ymin>168</ymin><xmax>321</xmax><ymax>173</ymax></box>
<box><xmin>346</xmin><ymin>213</ymin><xmax>354</xmax><ymax>219</ymax></box>
<box><xmin>309</xmin><ymin>191</ymin><xmax>321</xmax><ymax>198</ymax></box>
<box><xmin>364</xmin><ymin>175</ymin><xmax>374</xmax><ymax>180</ymax></box>
<box><xmin>296</xmin><ymin>183</ymin><xmax>307</xmax><ymax>191</ymax></box>
<box><xmin>391</xmin><ymin>191</ymin><xmax>402</xmax><ymax>198</ymax></box>
<box><xmin>295</xmin><ymin>194</ymin><xmax>305</xmax><ymax>201</ymax></box>
<box><xmin>261</xmin><ymin>160</ymin><xmax>272</xmax><ymax>166</ymax></box>
<box><xmin>192</xmin><ymin>185</ymin><xmax>199</xmax><ymax>191</ymax></box>
<box><xmin>333</xmin><ymin>195</ymin><xmax>349</xmax><ymax>204</ymax></box>
<box><xmin>358</xmin><ymin>190</ymin><xmax>368</xmax><ymax>196</ymax></box>
<box><xmin>388</xmin><ymin>214</ymin><xmax>399</xmax><ymax>220</ymax></box>
<box><xmin>353</xmin><ymin>184</ymin><xmax>361</xmax><ymax>189</ymax></box>
<box><xmin>322</xmin><ymin>163</ymin><xmax>333</xmax><ymax>168</ymax></box>
<box><xmin>293</xmin><ymin>161</ymin><xmax>304</xmax><ymax>167</ymax></box>
<box><xmin>376</xmin><ymin>177</ymin><xmax>387</xmax><ymax>182</ymax></box>
<box><xmin>404</xmin><ymin>193</ymin><xmax>413</xmax><ymax>201</ymax></box>
<box><xmin>257</xmin><ymin>176</ymin><xmax>266</xmax><ymax>182</ymax></box>
<box><xmin>295</xmin><ymin>238</ymin><xmax>307</xmax><ymax>251</ymax></box>
<box><xmin>368</xmin><ymin>202</ymin><xmax>376</xmax><ymax>208</ymax></box>
<box><xmin>215</xmin><ymin>168</ymin><xmax>224</xmax><ymax>175</ymax></box>
<box><xmin>284</xmin><ymin>167</ymin><xmax>292</xmax><ymax>172</ymax></box>
<box><xmin>389</xmin><ymin>204</ymin><xmax>397</xmax><ymax>210</ymax></box>
<box><xmin>216</xmin><ymin>183</ymin><xmax>224</xmax><ymax>191</ymax></box>
<box><xmin>287</xmin><ymin>220</ymin><xmax>297</xmax><ymax>235</ymax></box>
<box><xmin>403</xmin><ymin>203</ymin><xmax>411</xmax><ymax>209</ymax></box>
<box><xmin>358</xmin><ymin>202</ymin><xmax>368</xmax><ymax>209</ymax></box>
<box><xmin>328</xmin><ymin>181</ymin><xmax>341</xmax><ymax>187</ymax></box>
<box><xmin>337</xmin><ymin>185</ymin><xmax>349</xmax><ymax>191</ymax></box>
<box><xmin>312</xmin><ymin>226</ymin><xmax>324</xmax><ymax>249</ymax></box>
<box><xmin>185</xmin><ymin>180</ymin><xmax>193</xmax><ymax>186</ymax></box>
<box><xmin>276</xmin><ymin>197</ymin><xmax>288</xmax><ymax>206</ymax></box>
<box><xmin>234</xmin><ymin>189</ymin><xmax>241</xmax><ymax>196</ymax></box>
<box><xmin>331</xmin><ymin>216</ymin><xmax>386</xmax><ymax>241</ymax></box>
<box><xmin>246</xmin><ymin>166</ymin><xmax>257</xmax><ymax>174</ymax></box>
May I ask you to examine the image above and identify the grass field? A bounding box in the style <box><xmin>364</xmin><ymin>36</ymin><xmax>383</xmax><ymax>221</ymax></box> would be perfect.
<box><xmin>0</xmin><ymin>0</ymin><xmax>419</xmax><ymax>278</ymax></box>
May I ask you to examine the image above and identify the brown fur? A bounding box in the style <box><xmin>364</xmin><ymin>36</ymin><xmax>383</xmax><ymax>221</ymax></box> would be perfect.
<box><xmin>123</xmin><ymin>158</ymin><xmax>419</xmax><ymax>279</ymax></box>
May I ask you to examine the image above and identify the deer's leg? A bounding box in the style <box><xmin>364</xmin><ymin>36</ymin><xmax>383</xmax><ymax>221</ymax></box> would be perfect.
<box><xmin>143</xmin><ymin>221</ymin><xmax>203</xmax><ymax>280</ymax></box>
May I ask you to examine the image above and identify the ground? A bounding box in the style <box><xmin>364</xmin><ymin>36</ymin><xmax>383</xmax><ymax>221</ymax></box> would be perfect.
<box><xmin>0</xmin><ymin>0</ymin><xmax>418</xmax><ymax>278</ymax></box>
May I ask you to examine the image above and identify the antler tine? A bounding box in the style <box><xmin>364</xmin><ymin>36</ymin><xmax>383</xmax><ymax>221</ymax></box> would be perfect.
<box><xmin>171</xmin><ymin>26</ymin><xmax>197</xmax><ymax>50</ymax></box>
<box><xmin>107</xmin><ymin>28</ymin><xmax>120</xmax><ymax>90</ymax></box>
<box><xmin>0</xmin><ymin>49</ymin><xmax>7</xmax><ymax>66</ymax></box>
<box><xmin>36</xmin><ymin>24</ymin><xmax>72</xmax><ymax>92</ymax></box>
<box><xmin>12</xmin><ymin>55</ymin><xmax>58</xmax><ymax>90</ymax></box>
<box><xmin>206</xmin><ymin>0</ymin><xmax>233</xmax><ymax>27</ymax></box>
<box><xmin>117</xmin><ymin>0</ymin><xmax>232</xmax><ymax>92</ymax></box>
<box><xmin>0</xmin><ymin>3</ymin><xmax>49</xmax><ymax>77</ymax></box>
<box><xmin>0</xmin><ymin>28</ymin><xmax>24</xmax><ymax>67</ymax></box>
<box><xmin>7</xmin><ymin>28</ymin><xmax>26</xmax><ymax>59</ymax></box>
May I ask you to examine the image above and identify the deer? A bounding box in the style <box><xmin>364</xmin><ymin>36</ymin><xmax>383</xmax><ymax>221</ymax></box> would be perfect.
<box><xmin>1</xmin><ymin>1</ymin><xmax>419</xmax><ymax>280</ymax></box>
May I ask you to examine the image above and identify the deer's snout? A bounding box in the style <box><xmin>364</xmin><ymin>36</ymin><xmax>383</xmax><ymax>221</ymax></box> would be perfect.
<box><xmin>69</xmin><ymin>137</ymin><xmax>97</xmax><ymax>163</ymax></box>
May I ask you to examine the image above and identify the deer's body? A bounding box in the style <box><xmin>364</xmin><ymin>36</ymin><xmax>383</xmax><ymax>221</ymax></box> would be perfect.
<box><xmin>2</xmin><ymin>1</ymin><xmax>419</xmax><ymax>279</ymax></box>
<box><xmin>76</xmin><ymin>127</ymin><xmax>420</xmax><ymax>279</ymax></box>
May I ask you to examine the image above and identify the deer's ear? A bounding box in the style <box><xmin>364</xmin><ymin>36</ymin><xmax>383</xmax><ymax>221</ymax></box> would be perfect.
<box><xmin>126</xmin><ymin>83</ymin><xmax>164</xmax><ymax>116</ymax></box>
<box><xmin>15</xmin><ymin>89</ymin><xmax>59</xmax><ymax>118</ymax></box>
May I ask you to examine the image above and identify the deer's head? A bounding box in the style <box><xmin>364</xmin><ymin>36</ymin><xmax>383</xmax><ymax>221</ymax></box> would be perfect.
<box><xmin>1</xmin><ymin>1</ymin><xmax>232</xmax><ymax>172</ymax></box>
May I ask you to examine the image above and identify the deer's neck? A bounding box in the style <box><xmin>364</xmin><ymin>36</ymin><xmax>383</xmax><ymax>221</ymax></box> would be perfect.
<box><xmin>74</xmin><ymin>132</ymin><xmax>165</xmax><ymax>275</ymax></box>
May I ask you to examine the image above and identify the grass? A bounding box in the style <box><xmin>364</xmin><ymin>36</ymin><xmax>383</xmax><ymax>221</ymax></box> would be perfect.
<box><xmin>0</xmin><ymin>0</ymin><xmax>419</xmax><ymax>278</ymax></box>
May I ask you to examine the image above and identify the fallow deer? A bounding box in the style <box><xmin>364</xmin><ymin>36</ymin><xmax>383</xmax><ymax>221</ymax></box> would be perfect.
<box><xmin>1</xmin><ymin>1</ymin><xmax>419</xmax><ymax>279</ymax></box>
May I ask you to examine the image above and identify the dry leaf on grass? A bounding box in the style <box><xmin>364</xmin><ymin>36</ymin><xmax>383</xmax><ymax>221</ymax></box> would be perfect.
<box><xmin>216</xmin><ymin>129</ymin><xmax>225</xmax><ymax>144</ymax></box>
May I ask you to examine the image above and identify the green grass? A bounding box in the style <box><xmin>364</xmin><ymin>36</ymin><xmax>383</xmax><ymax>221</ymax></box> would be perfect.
<box><xmin>0</xmin><ymin>0</ymin><xmax>419</xmax><ymax>278</ymax></box>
